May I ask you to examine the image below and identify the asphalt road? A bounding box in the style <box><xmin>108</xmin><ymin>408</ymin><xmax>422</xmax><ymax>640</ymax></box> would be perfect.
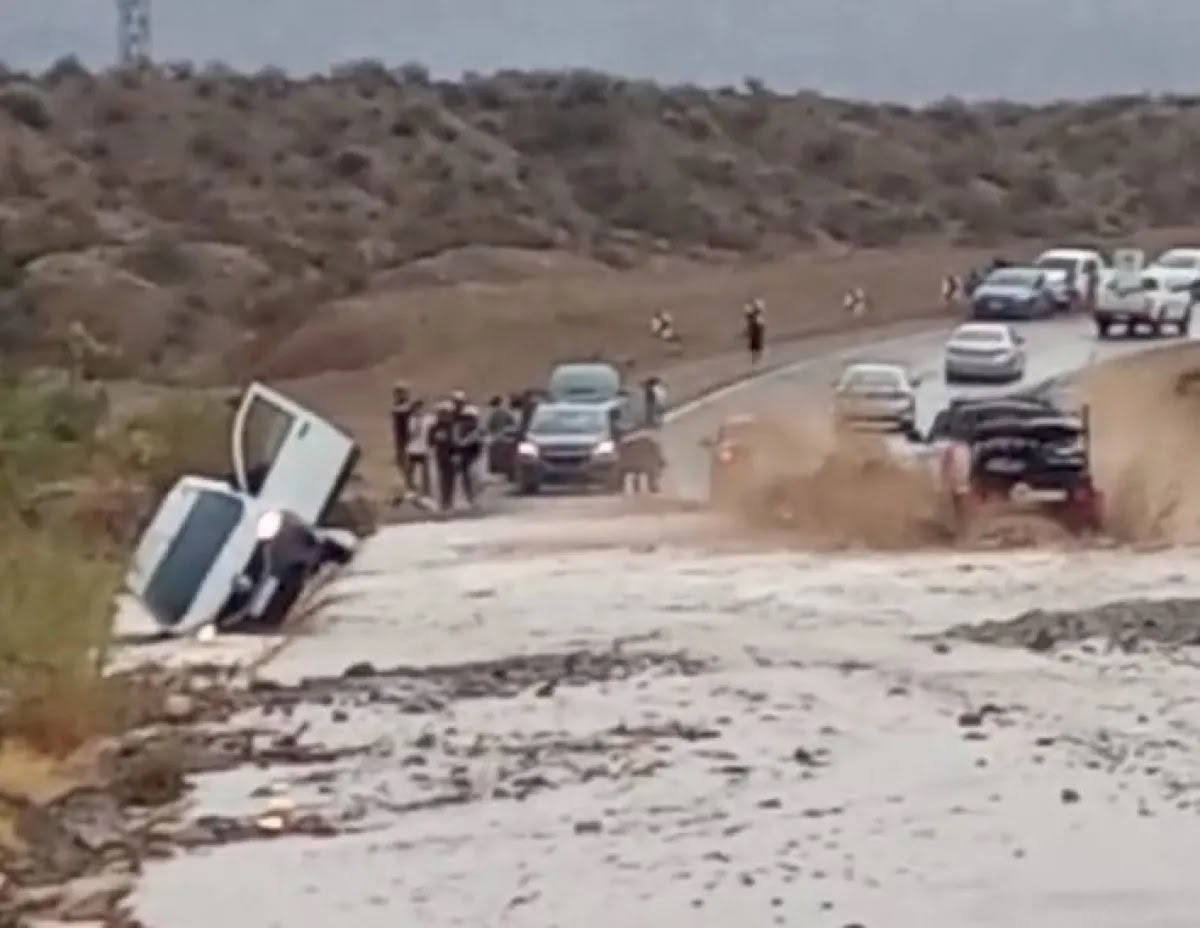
<box><xmin>661</xmin><ymin>315</ymin><xmax>1194</xmax><ymax>500</ymax></box>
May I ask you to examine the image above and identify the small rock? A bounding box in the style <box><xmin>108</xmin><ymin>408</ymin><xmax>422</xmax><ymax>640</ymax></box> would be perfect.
<box><xmin>53</xmin><ymin>873</ymin><xmax>135</xmax><ymax>920</ymax></box>
<box><xmin>758</xmin><ymin>797</ymin><xmax>782</xmax><ymax>810</ymax></box>
<box><xmin>533</xmin><ymin>680</ymin><xmax>557</xmax><ymax>698</ymax></box>
<box><xmin>162</xmin><ymin>692</ymin><xmax>197</xmax><ymax>723</ymax></box>
<box><xmin>573</xmin><ymin>819</ymin><xmax>603</xmax><ymax>835</ymax></box>
<box><xmin>957</xmin><ymin>711</ymin><xmax>984</xmax><ymax>728</ymax></box>
<box><xmin>343</xmin><ymin>662</ymin><xmax>377</xmax><ymax>678</ymax></box>
<box><xmin>331</xmin><ymin>708</ymin><xmax>349</xmax><ymax>723</ymax></box>
<box><xmin>1026</xmin><ymin>628</ymin><xmax>1056</xmax><ymax>652</ymax></box>
<box><xmin>413</xmin><ymin>731</ymin><xmax>436</xmax><ymax>749</ymax></box>
<box><xmin>931</xmin><ymin>641</ymin><xmax>951</xmax><ymax>654</ymax></box>
<box><xmin>792</xmin><ymin>747</ymin><xmax>822</xmax><ymax>766</ymax></box>
<box><xmin>1060</xmin><ymin>787</ymin><xmax>1081</xmax><ymax>804</ymax></box>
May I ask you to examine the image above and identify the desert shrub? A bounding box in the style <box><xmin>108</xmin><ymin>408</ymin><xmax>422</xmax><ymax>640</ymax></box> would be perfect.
<box><xmin>0</xmin><ymin>84</ymin><xmax>52</xmax><ymax>130</ymax></box>
<box><xmin>332</xmin><ymin>147</ymin><xmax>373</xmax><ymax>180</ymax></box>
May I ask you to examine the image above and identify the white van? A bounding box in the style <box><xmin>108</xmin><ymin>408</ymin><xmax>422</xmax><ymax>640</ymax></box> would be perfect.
<box><xmin>125</xmin><ymin>383</ymin><xmax>360</xmax><ymax>636</ymax></box>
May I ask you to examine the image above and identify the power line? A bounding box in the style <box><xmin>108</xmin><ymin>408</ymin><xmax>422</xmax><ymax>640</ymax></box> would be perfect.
<box><xmin>116</xmin><ymin>0</ymin><xmax>152</xmax><ymax>67</ymax></box>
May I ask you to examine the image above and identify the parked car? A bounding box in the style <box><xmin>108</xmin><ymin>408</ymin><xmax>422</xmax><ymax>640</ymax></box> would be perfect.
<box><xmin>832</xmin><ymin>362</ymin><xmax>921</xmax><ymax>439</ymax></box>
<box><xmin>124</xmin><ymin>383</ymin><xmax>360</xmax><ymax>636</ymax></box>
<box><xmin>970</xmin><ymin>267</ymin><xmax>1058</xmax><ymax>320</ymax></box>
<box><xmin>943</xmin><ymin>322</ymin><xmax>1026</xmax><ymax>383</ymax></box>
<box><xmin>1094</xmin><ymin>271</ymin><xmax>1193</xmax><ymax>338</ymax></box>
<box><xmin>513</xmin><ymin>400</ymin><xmax>623</xmax><ymax>494</ymax></box>
<box><xmin>1144</xmin><ymin>246</ymin><xmax>1200</xmax><ymax>290</ymax></box>
<box><xmin>1033</xmin><ymin>247</ymin><xmax>1110</xmax><ymax>309</ymax></box>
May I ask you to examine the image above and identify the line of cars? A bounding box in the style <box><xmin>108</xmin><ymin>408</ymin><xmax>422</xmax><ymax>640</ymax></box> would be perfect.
<box><xmin>968</xmin><ymin>244</ymin><xmax>1200</xmax><ymax>340</ymax></box>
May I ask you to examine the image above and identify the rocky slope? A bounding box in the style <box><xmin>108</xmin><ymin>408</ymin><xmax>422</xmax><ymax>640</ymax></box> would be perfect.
<box><xmin>2</xmin><ymin>61</ymin><xmax>1200</xmax><ymax>379</ymax></box>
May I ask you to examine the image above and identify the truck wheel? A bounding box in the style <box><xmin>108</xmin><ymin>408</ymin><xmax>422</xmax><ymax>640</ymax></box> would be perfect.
<box><xmin>1095</xmin><ymin>319</ymin><xmax>1110</xmax><ymax>339</ymax></box>
<box><xmin>1179</xmin><ymin>311</ymin><xmax>1193</xmax><ymax>336</ymax></box>
<box><xmin>518</xmin><ymin>479</ymin><xmax>540</xmax><ymax>496</ymax></box>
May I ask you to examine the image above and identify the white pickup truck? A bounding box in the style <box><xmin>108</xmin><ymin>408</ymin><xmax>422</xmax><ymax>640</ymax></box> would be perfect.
<box><xmin>1093</xmin><ymin>247</ymin><xmax>1195</xmax><ymax>339</ymax></box>
<box><xmin>1033</xmin><ymin>247</ymin><xmax>1110</xmax><ymax>310</ymax></box>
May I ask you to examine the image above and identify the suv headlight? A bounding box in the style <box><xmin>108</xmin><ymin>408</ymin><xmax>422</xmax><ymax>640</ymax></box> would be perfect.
<box><xmin>592</xmin><ymin>439</ymin><xmax>616</xmax><ymax>457</ymax></box>
<box><xmin>517</xmin><ymin>440</ymin><xmax>539</xmax><ymax>457</ymax></box>
<box><xmin>256</xmin><ymin>510</ymin><xmax>284</xmax><ymax>541</ymax></box>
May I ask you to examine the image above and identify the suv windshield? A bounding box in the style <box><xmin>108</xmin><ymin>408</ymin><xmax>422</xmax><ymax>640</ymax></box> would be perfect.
<box><xmin>528</xmin><ymin>405</ymin><xmax>609</xmax><ymax>435</ymax></box>
<box><xmin>142</xmin><ymin>490</ymin><xmax>244</xmax><ymax>628</ymax></box>
<box><xmin>1035</xmin><ymin>258</ymin><xmax>1076</xmax><ymax>273</ymax></box>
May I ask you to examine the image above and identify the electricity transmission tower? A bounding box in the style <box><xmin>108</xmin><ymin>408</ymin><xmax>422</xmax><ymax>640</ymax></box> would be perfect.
<box><xmin>116</xmin><ymin>0</ymin><xmax>152</xmax><ymax>67</ymax></box>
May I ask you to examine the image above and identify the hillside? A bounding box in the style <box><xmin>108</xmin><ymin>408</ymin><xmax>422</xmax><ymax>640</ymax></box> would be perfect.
<box><xmin>3</xmin><ymin>62</ymin><xmax>1200</xmax><ymax>385</ymax></box>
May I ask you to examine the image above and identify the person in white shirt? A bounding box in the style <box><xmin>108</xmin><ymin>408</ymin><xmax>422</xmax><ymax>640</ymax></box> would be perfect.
<box><xmin>405</xmin><ymin>398</ymin><xmax>433</xmax><ymax>499</ymax></box>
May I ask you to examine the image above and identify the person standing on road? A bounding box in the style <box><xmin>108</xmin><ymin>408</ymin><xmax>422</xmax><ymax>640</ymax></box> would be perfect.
<box><xmin>428</xmin><ymin>403</ymin><xmax>458</xmax><ymax>511</ymax></box>
<box><xmin>389</xmin><ymin>381</ymin><xmax>414</xmax><ymax>502</ymax></box>
<box><xmin>743</xmin><ymin>298</ymin><xmax>766</xmax><ymax>365</ymax></box>
<box><xmin>1083</xmin><ymin>261</ymin><xmax>1100</xmax><ymax>315</ymax></box>
<box><xmin>451</xmin><ymin>392</ymin><xmax>483</xmax><ymax>505</ymax></box>
<box><xmin>405</xmin><ymin>398</ymin><xmax>433</xmax><ymax>501</ymax></box>
<box><xmin>486</xmin><ymin>395</ymin><xmax>514</xmax><ymax>436</ymax></box>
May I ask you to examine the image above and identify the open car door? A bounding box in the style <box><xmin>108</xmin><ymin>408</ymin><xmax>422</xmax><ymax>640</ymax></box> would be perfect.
<box><xmin>231</xmin><ymin>383</ymin><xmax>360</xmax><ymax>525</ymax></box>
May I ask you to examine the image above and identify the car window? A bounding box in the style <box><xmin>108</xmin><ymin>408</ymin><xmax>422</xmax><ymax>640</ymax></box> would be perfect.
<box><xmin>951</xmin><ymin>327</ymin><xmax>1005</xmax><ymax>345</ymax></box>
<box><xmin>986</xmin><ymin>269</ymin><xmax>1041</xmax><ymax>287</ymax></box>
<box><xmin>1141</xmin><ymin>276</ymin><xmax>1160</xmax><ymax>291</ymax></box>
<box><xmin>240</xmin><ymin>394</ymin><xmax>293</xmax><ymax>494</ymax></box>
<box><xmin>837</xmin><ymin>368</ymin><xmax>905</xmax><ymax>392</ymax></box>
<box><xmin>141</xmin><ymin>490</ymin><xmax>244</xmax><ymax>628</ymax></box>
<box><xmin>1154</xmin><ymin>252</ymin><xmax>1200</xmax><ymax>270</ymax></box>
<box><xmin>528</xmin><ymin>405</ymin><xmax>608</xmax><ymax>435</ymax></box>
<box><xmin>1034</xmin><ymin>258</ymin><xmax>1075</xmax><ymax>274</ymax></box>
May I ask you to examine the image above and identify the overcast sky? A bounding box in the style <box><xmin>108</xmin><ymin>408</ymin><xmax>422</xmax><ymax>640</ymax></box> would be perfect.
<box><xmin>2</xmin><ymin>0</ymin><xmax>1195</xmax><ymax>102</ymax></box>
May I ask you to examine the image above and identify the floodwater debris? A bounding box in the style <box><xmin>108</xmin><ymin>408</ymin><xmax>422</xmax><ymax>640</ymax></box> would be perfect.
<box><xmin>929</xmin><ymin>597</ymin><xmax>1200</xmax><ymax>652</ymax></box>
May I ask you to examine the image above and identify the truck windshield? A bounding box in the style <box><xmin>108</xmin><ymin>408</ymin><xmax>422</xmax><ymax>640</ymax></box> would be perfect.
<box><xmin>141</xmin><ymin>490</ymin><xmax>244</xmax><ymax>628</ymax></box>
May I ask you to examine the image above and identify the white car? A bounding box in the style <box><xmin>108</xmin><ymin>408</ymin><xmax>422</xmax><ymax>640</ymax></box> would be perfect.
<box><xmin>1034</xmin><ymin>247</ymin><xmax>1109</xmax><ymax>309</ymax></box>
<box><xmin>125</xmin><ymin>382</ymin><xmax>360</xmax><ymax>636</ymax></box>
<box><xmin>1094</xmin><ymin>247</ymin><xmax>1194</xmax><ymax>338</ymax></box>
<box><xmin>832</xmin><ymin>362</ymin><xmax>920</xmax><ymax>438</ymax></box>
<box><xmin>944</xmin><ymin>323</ymin><xmax>1026</xmax><ymax>384</ymax></box>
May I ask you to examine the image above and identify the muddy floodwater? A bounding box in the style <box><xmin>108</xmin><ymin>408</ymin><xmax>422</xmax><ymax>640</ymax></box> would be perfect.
<box><xmin>128</xmin><ymin>506</ymin><xmax>1200</xmax><ymax>928</ymax></box>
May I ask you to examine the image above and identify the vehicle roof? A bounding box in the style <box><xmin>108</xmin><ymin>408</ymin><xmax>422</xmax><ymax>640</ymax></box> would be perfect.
<box><xmin>840</xmin><ymin>361</ymin><xmax>907</xmax><ymax>374</ymax></box>
<box><xmin>1155</xmin><ymin>246</ymin><xmax>1200</xmax><ymax>255</ymax></box>
<box><xmin>951</xmin><ymin>322</ymin><xmax>1011</xmax><ymax>336</ymax></box>
<box><xmin>534</xmin><ymin>399</ymin><xmax>614</xmax><ymax>413</ymax></box>
<box><xmin>1037</xmin><ymin>247</ymin><xmax>1102</xmax><ymax>259</ymax></box>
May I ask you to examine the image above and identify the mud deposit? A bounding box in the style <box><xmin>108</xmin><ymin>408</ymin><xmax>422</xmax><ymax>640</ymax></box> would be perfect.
<box><xmin>937</xmin><ymin>597</ymin><xmax>1200</xmax><ymax>653</ymax></box>
<box><xmin>110</xmin><ymin>511</ymin><xmax>1200</xmax><ymax>928</ymax></box>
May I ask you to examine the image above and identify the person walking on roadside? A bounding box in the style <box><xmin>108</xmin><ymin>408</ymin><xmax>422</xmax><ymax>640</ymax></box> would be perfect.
<box><xmin>642</xmin><ymin>376</ymin><xmax>667</xmax><ymax>428</ymax></box>
<box><xmin>743</xmin><ymin>298</ymin><xmax>766</xmax><ymax>365</ymax></box>
<box><xmin>405</xmin><ymin>398</ymin><xmax>433</xmax><ymax>501</ymax></box>
<box><xmin>428</xmin><ymin>402</ymin><xmax>458</xmax><ymax>512</ymax></box>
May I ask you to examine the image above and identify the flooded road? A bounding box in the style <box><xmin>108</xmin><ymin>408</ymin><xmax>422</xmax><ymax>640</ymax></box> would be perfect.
<box><xmin>131</xmin><ymin>508</ymin><xmax>1200</xmax><ymax>927</ymax></box>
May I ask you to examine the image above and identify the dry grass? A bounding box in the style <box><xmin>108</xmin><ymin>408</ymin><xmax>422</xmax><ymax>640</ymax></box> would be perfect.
<box><xmin>0</xmin><ymin>379</ymin><xmax>228</xmax><ymax>765</ymax></box>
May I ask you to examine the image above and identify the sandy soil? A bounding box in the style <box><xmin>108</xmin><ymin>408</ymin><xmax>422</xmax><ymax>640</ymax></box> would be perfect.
<box><xmin>129</xmin><ymin>507</ymin><xmax>1200</xmax><ymax>928</ymax></box>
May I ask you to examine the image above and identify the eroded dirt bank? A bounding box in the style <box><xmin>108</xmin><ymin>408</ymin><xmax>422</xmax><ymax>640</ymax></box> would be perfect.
<box><xmin>111</xmin><ymin>509</ymin><xmax>1200</xmax><ymax>928</ymax></box>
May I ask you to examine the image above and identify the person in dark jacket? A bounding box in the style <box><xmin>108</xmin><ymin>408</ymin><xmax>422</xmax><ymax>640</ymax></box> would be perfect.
<box><xmin>390</xmin><ymin>381</ymin><xmax>413</xmax><ymax>488</ymax></box>
<box><xmin>743</xmin><ymin>299</ymin><xmax>766</xmax><ymax>365</ymax></box>
<box><xmin>450</xmin><ymin>392</ymin><xmax>483</xmax><ymax>504</ymax></box>
<box><xmin>428</xmin><ymin>403</ymin><xmax>458</xmax><ymax>511</ymax></box>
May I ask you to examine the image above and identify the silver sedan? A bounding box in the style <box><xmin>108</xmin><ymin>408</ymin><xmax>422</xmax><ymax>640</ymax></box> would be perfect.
<box><xmin>944</xmin><ymin>322</ymin><xmax>1027</xmax><ymax>383</ymax></box>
